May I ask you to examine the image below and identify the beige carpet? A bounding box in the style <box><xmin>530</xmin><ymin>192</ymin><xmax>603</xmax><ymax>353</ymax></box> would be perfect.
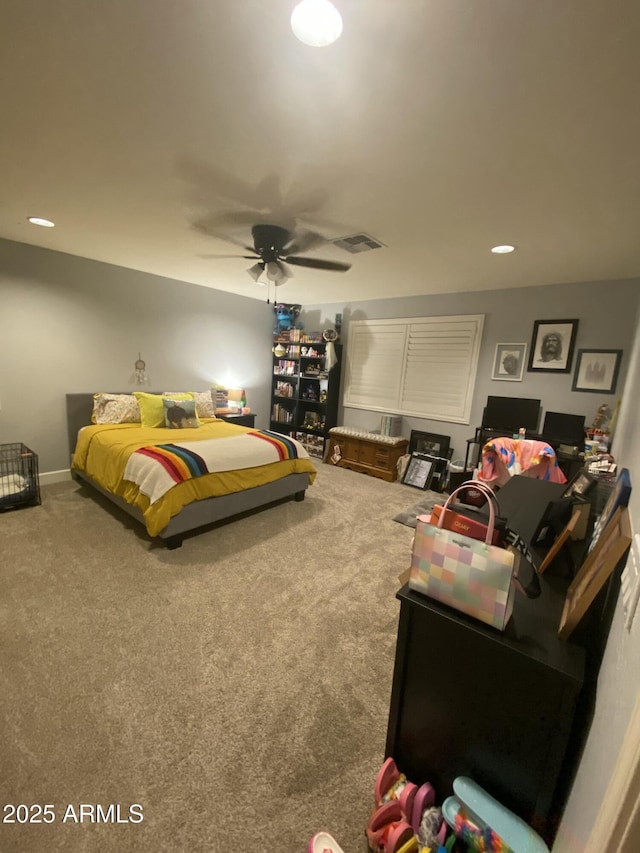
<box><xmin>0</xmin><ymin>463</ymin><xmax>418</xmax><ymax>853</ymax></box>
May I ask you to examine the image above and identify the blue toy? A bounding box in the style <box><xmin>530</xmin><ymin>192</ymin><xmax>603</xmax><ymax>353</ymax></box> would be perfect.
<box><xmin>274</xmin><ymin>303</ymin><xmax>302</xmax><ymax>333</ymax></box>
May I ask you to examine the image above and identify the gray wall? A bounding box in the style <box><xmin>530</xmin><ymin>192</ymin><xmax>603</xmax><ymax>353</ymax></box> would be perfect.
<box><xmin>303</xmin><ymin>278</ymin><xmax>639</xmax><ymax>463</ymax></box>
<box><xmin>0</xmin><ymin>239</ymin><xmax>275</xmax><ymax>472</ymax></box>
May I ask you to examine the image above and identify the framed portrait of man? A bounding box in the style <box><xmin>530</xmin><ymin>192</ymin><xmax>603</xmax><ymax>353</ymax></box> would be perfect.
<box><xmin>491</xmin><ymin>342</ymin><xmax>527</xmax><ymax>381</ymax></box>
<box><xmin>527</xmin><ymin>319</ymin><xmax>579</xmax><ymax>373</ymax></box>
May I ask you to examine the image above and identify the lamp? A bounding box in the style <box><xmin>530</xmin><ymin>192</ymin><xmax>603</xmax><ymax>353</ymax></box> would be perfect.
<box><xmin>247</xmin><ymin>261</ymin><xmax>265</xmax><ymax>282</ymax></box>
<box><xmin>266</xmin><ymin>260</ymin><xmax>288</xmax><ymax>284</ymax></box>
<box><xmin>129</xmin><ymin>353</ymin><xmax>150</xmax><ymax>386</ymax></box>
<box><xmin>291</xmin><ymin>0</ymin><xmax>343</xmax><ymax>47</ymax></box>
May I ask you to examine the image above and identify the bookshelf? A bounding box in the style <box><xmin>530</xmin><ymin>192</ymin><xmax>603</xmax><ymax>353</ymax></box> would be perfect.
<box><xmin>270</xmin><ymin>330</ymin><xmax>342</xmax><ymax>459</ymax></box>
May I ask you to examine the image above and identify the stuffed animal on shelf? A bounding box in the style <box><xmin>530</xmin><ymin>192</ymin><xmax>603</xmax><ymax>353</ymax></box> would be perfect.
<box><xmin>274</xmin><ymin>303</ymin><xmax>302</xmax><ymax>333</ymax></box>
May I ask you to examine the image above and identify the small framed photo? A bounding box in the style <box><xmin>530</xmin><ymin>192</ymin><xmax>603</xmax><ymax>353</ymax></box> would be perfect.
<box><xmin>527</xmin><ymin>319</ymin><xmax>579</xmax><ymax>373</ymax></box>
<box><xmin>402</xmin><ymin>452</ymin><xmax>435</xmax><ymax>490</ymax></box>
<box><xmin>408</xmin><ymin>430</ymin><xmax>450</xmax><ymax>458</ymax></box>
<box><xmin>491</xmin><ymin>342</ymin><xmax>527</xmax><ymax>381</ymax></box>
<box><xmin>572</xmin><ymin>349</ymin><xmax>622</xmax><ymax>394</ymax></box>
<box><xmin>562</xmin><ymin>468</ymin><xmax>597</xmax><ymax>499</ymax></box>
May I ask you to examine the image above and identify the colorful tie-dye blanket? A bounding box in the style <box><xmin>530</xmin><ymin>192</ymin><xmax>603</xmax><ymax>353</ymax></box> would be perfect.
<box><xmin>479</xmin><ymin>437</ymin><xmax>567</xmax><ymax>487</ymax></box>
<box><xmin>123</xmin><ymin>430</ymin><xmax>308</xmax><ymax>505</ymax></box>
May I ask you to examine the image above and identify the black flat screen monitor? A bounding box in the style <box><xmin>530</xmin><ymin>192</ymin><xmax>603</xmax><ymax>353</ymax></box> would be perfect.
<box><xmin>542</xmin><ymin>411</ymin><xmax>586</xmax><ymax>447</ymax></box>
<box><xmin>483</xmin><ymin>396</ymin><xmax>541</xmax><ymax>433</ymax></box>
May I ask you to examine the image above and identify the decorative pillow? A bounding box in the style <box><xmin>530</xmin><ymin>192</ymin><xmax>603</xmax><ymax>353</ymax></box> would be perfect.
<box><xmin>133</xmin><ymin>391</ymin><xmax>194</xmax><ymax>428</ymax></box>
<box><xmin>163</xmin><ymin>398</ymin><xmax>200</xmax><ymax>429</ymax></box>
<box><xmin>164</xmin><ymin>390</ymin><xmax>216</xmax><ymax>419</ymax></box>
<box><xmin>92</xmin><ymin>393</ymin><xmax>140</xmax><ymax>425</ymax></box>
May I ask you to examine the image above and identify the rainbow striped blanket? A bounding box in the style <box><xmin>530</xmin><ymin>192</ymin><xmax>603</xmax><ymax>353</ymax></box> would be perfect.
<box><xmin>123</xmin><ymin>430</ymin><xmax>309</xmax><ymax>505</ymax></box>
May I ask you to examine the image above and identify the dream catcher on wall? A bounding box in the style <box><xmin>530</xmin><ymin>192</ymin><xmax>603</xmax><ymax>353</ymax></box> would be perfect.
<box><xmin>129</xmin><ymin>353</ymin><xmax>151</xmax><ymax>386</ymax></box>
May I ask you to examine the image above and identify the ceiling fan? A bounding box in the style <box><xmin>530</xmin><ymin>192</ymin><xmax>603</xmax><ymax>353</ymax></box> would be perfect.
<box><xmin>200</xmin><ymin>223</ymin><xmax>352</xmax><ymax>286</ymax></box>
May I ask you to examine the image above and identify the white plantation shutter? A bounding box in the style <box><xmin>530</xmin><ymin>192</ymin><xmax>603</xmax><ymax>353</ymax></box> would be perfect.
<box><xmin>344</xmin><ymin>315</ymin><xmax>484</xmax><ymax>424</ymax></box>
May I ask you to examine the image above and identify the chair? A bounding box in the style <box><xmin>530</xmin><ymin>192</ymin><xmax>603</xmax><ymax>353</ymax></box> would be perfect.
<box><xmin>478</xmin><ymin>436</ymin><xmax>567</xmax><ymax>488</ymax></box>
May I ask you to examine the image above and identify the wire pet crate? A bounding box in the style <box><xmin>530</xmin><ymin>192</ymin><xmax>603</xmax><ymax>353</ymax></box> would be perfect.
<box><xmin>0</xmin><ymin>443</ymin><xmax>41</xmax><ymax>511</ymax></box>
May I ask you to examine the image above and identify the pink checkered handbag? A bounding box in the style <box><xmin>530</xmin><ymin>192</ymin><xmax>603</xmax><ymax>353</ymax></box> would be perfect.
<box><xmin>409</xmin><ymin>482</ymin><xmax>519</xmax><ymax>630</ymax></box>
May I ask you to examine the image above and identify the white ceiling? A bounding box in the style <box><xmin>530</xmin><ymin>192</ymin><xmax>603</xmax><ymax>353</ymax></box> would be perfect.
<box><xmin>2</xmin><ymin>0</ymin><xmax>640</xmax><ymax>305</ymax></box>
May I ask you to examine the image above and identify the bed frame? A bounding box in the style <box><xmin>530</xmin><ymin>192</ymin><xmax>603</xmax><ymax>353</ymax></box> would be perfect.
<box><xmin>65</xmin><ymin>394</ymin><xmax>310</xmax><ymax>549</ymax></box>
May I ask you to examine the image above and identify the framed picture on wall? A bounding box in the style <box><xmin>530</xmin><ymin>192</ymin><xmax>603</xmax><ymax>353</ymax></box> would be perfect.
<box><xmin>572</xmin><ymin>349</ymin><xmax>622</xmax><ymax>394</ymax></box>
<box><xmin>527</xmin><ymin>319</ymin><xmax>579</xmax><ymax>373</ymax></box>
<box><xmin>491</xmin><ymin>342</ymin><xmax>527</xmax><ymax>381</ymax></box>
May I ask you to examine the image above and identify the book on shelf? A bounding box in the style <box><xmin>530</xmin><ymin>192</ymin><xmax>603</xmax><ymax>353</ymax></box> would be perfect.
<box><xmin>275</xmin><ymin>380</ymin><xmax>294</xmax><ymax>398</ymax></box>
<box><xmin>271</xmin><ymin>403</ymin><xmax>293</xmax><ymax>423</ymax></box>
<box><xmin>274</xmin><ymin>359</ymin><xmax>297</xmax><ymax>376</ymax></box>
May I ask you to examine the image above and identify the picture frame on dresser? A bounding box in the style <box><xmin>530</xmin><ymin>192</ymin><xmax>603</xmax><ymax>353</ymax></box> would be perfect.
<box><xmin>559</xmin><ymin>506</ymin><xmax>631</xmax><ymax>639</ymax></box>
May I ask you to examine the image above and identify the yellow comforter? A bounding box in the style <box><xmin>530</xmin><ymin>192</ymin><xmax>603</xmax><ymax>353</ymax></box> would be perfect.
<box><xmin>71</xmin><ymin>419</ymin><xmax>317</xmax><ymax>536</ymax></box>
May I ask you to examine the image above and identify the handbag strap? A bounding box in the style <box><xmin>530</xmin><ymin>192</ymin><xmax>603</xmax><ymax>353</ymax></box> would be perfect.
<box><xmin>441</xmin><ymin>481</ymin><xmax>542</xmax><ymax>598</ymax></box>
<box><xmin>439</xmin><ymin>480</ymin><xmax>499</xmax><ymax>545</ymax></box>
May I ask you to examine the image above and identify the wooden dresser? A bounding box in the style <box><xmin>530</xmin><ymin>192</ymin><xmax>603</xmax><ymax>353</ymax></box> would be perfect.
<box><xmin>326</xmin><ymin>428</ymin><xmax>408</xmax><ymax>482</ymax></box>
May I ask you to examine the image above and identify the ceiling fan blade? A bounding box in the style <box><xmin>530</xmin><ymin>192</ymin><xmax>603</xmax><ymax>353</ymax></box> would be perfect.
<box><xmin>283</xmin><ymin>256</ymin><xmax>351</xmax><ymax>272</ymax></box>
<box><xmin>283</xmin><ymin>228</ymin><xmax>327</xmax><ymax>255</ymax></box>
<box><xmin>191</xmin><ymin>217</ymin><xmax>256</xmax><ymax>253</ymax></box>
<box><xmin>198</xmin><ymin>253</ymin><xmax>259</xmax><ymax>260</ymax></box>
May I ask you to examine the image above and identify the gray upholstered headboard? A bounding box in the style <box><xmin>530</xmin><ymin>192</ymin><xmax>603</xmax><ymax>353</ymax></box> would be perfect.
<box><xmin>65</xmin><ymin>392</ymin><xmax>162</xmax><ymax>458</ymax></box>
<box><xmin>66</xmin><ymin>394</ymin><xmax>95</xmax><ymax>458</ymax></box>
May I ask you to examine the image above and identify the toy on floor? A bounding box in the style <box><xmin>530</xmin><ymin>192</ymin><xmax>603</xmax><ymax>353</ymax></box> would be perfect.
<box><xmin>308</xmin><ymin>831</ymin><xmax>346</xmax><ymax>853</ymax></box>
<box><xmin>368</xmin><ymin>758</ymin><xmax>447</xmax><ymax>853</ymax></box>
<box><xmin>442</xmin><ymin>777</ymin><xmax>549</xmax><ymax>853</ymax></box>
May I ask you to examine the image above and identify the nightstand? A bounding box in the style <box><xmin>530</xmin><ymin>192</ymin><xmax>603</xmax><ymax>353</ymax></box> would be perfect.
<box><xmin>217</xmin><ymin>412</ymin><xmax>256</xmax><ymax>428</ymax></box>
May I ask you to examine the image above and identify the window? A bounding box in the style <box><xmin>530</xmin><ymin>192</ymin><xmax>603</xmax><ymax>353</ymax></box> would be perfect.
<box><xmin>343</xmin><ymin>314</ymin><xmax>485</xmax><ymax>424</ymax></box>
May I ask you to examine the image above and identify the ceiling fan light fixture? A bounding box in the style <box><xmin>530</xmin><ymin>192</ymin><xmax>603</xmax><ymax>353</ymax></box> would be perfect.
<box><xmin>491</xmin><ymin>244</ymin><xmax>516</xmax><ymax>254</ymax></box>
<box><xmin>266</xmin><ymin>260</ymin><xmax>287</xmax><ymax>283</ymax></box>
<box><xmin>247</xmin><ymin>262</ymin><xmax>265</xmax><ymax>282</ymax></box>
<box><xmin>291</xmin><ymin>0</ymin><xmax>343</xmax><ymax>47</ymax></box>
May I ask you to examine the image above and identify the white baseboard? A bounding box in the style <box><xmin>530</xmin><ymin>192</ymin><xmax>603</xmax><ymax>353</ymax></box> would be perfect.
<box><xmin>40</xmin><ymin>469</ymin><xmax>72</xmax><ymax>486</ymax></box>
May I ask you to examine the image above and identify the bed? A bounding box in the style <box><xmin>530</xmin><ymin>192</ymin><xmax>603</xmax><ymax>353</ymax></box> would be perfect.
<box><xmin>66</xmin><ymin>393</ymin><xmax>316</xmax><ymax>548</ymax></box>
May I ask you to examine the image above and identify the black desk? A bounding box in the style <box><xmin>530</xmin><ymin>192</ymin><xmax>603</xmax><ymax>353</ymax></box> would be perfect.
<box><xmin>386</xmin><ymin>582</ymin><xmax>585</xmax><ymax>845</ymax></box>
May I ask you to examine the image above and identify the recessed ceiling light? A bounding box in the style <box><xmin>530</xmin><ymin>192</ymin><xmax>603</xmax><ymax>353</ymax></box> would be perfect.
<box><xmin>291</xmin><ymin>0</ymin><xmax>343</xmax><ymax>47</ymax></box>
<box><xmin>28</xmin><ymin>217</ymin><xmax>56</xmax><ymax>228</ymax></box>
<box><xmin>491</xmin><ymin>244</ymin><xmax>515</xmax><ymax>254</ymax></box>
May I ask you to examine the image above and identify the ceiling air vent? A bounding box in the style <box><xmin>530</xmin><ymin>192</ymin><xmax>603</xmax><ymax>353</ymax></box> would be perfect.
<box><xmin>332</xmin><ymin>233</ymin><xmax>386</xmax><ymax>254</ymax></box>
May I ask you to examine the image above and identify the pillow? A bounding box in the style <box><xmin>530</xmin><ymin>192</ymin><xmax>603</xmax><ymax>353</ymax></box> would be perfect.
<box><xmin>92</xmin><ymin>393</ymin><xmax>140</xmax><ymax>425</ymax></box>
<box><xmin>133</xmin><ymin>391</ymin><xmax>194</xmax><ymax>428</ymax></box>
<box><xmin>164</xmin><ymin>390</ymin><xmax>216</xmax><ymax>419</ymax></box>
<box><xmin>163</xmin><ymin>398</ymin><xmax>200</xmax><ymax>429</ymax></box>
